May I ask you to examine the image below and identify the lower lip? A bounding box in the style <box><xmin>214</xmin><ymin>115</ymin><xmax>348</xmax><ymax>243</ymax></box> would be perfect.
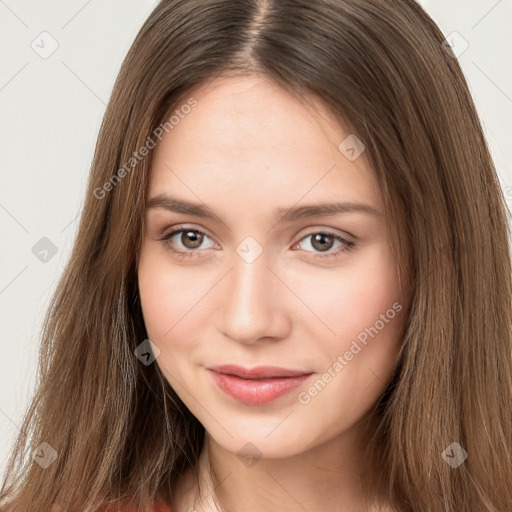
<box><xmin>208</xmin><ymin>370</ymin><xmax>312</xmax><ymax>405</ymax></box>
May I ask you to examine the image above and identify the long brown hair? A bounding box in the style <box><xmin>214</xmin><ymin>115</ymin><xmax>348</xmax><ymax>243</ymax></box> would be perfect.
<box><xmin>1</xmin><ymin>1</ymin><xmax>511</xmax><ymax>511</ymax></box>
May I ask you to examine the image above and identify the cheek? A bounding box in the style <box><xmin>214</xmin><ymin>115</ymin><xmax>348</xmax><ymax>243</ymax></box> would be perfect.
<box><xmin>137</xmin><ymin>248</ymin><xmax>210</xmax><ymax>389</ymax></box>
<box><xmin>138</xmin><ymin>247</ymin><xmax>194</xmax><ymax>342</ymax></box>
<box><xmin>138</xmin><ymin>245</ymin><xmax>221</xmax><ymax>364</ymax></box>
<box><xmin>295</xmin><ymin>247</ymin><xmax>404</xmax><ymax>372</ymax></box>
<box><xmin>297</xmin><ymin>246</ymin><xmax>401</xmax><ymax>329</ymax></box>
<box><xmin>292</xmin><ymin>256</ymin><xmax>404</xmax><ymax>427</ymax></box>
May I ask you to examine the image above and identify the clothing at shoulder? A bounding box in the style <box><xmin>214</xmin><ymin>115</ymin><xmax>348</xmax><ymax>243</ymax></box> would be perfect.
<box><xmin>135</xmin><ymin>505</ymin><xmax>172</xmax><ymax>512</ymax></box>
<box><xmin>153</xmin><ymin>504</ymin><xmax>172</xmax><ymax>512</ymax></box>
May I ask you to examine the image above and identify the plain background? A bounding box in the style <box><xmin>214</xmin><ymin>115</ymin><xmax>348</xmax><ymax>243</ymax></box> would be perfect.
<box><xmin>1</xmin><ymin>0</ymin><xmax>511</xmax><ymax>478</ymax></box>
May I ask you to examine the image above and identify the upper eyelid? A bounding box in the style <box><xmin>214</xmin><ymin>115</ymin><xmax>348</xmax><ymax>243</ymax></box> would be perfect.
<box><xmin>162</xmin><ymin>225</ymin><xmax>218</xmax><ymax>244</ymax></box>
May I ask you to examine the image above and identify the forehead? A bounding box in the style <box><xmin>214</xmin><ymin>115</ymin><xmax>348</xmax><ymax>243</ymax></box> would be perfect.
<box><xmin>148</xmin><ymin>75</ymin><xmax>382</xmax><ymax>214</ymax></box>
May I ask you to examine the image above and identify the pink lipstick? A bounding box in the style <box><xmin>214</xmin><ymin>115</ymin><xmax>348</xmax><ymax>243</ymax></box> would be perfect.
<box><xmin>207</xmin><ymin>365</ymin><xmax>313</xmax><ymax>405</ymax></box>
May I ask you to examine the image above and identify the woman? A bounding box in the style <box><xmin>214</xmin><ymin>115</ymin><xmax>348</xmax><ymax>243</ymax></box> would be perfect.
<box><xmin>1</xmin><ymin>1</ymin><xmax>511</xmax><ymax>511</ymax></box>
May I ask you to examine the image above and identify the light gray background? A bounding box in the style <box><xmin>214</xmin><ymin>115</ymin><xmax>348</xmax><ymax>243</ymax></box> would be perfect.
<box><xmin>1</xmin><ymin>0</ymin><xmax>511</xmax><ymax>478</ymax></box>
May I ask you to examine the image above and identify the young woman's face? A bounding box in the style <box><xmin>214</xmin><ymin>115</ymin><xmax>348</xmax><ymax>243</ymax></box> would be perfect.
<box><xmin>138</xmin><ymin>74</ymin><xmax>408</xmax><ymax>459</ymax></box>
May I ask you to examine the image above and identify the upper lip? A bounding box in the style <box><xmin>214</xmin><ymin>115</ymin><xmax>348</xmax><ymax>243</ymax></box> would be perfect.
<box><xmin>207</xmin><ymin>364</ymin><xmax>312</xmax><ymax>379</ymax></box>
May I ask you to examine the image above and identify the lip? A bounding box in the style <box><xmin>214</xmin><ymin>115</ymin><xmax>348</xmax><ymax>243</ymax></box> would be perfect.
<box><xmin>207</xmin><ymin>365</ymin><xmax>313</xmax><ymax>405</ymax></box>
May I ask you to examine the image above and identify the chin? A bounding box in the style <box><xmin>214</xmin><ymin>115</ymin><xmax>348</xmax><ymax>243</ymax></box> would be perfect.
<box><xmin>206</xmin><ymin>420</ymin><xmax>317</xmax><ymax>461</ymax></box>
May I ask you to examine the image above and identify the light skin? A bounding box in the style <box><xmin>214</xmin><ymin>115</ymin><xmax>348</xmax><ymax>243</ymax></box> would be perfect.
<box><xmin>137</xmin><ymin>74</ymin><xmax>410</xmax><ymax>512</ymax></box>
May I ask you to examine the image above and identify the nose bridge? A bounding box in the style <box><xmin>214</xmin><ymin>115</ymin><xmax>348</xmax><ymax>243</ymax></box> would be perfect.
<box><xmin>217</xmin><ymin>240</ymin><xmax>289</xmax><ymax>343</ymax></box>
<box><xmin>233</xmin><ymin>247</ymin><xmax>269</xmax><ymax>302</ymax></box>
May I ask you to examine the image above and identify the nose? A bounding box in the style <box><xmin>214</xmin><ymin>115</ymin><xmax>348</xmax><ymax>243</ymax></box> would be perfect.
<box><xmin>216</xmin><ymin>245</ymin><xmax>292</xmax><ymax>345</ymax></box>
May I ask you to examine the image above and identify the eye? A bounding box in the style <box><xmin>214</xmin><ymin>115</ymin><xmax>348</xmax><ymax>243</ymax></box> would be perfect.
<box><xmin>160</xmin><ymin>226</ymin><xmax>217</xmax><ymax>261</ymax></box>
<box><xmin>293</xmin><ymin>231</ymin><xmax>355</xmax><ymax>260</ymax></box>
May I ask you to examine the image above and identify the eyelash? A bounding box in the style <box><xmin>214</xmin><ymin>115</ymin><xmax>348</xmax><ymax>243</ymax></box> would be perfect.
<box><xmin>159</xmin><ymin>225</ymin><xmax>355</xmax><ymax>262</ymax></box>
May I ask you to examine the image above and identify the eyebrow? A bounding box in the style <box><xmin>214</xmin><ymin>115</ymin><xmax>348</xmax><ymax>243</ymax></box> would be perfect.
<box><xmin>146</xmin><ymin>194</ymin><xmax>383</xmax><ymax>224</ymax></box>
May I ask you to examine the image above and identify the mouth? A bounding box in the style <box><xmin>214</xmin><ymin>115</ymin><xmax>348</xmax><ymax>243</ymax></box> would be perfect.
<box><xmin>206</xmin><ymin>365</ymin><xmax>313</xmax><ymax>405</ymax></box>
